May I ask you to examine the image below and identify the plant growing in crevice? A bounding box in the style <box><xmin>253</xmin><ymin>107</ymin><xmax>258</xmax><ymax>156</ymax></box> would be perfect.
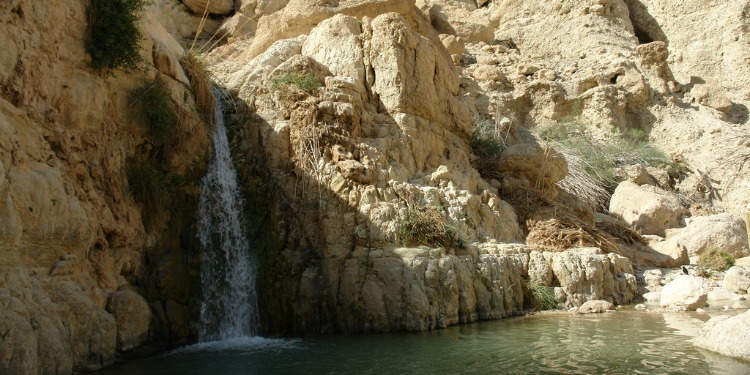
<box><xmin>527</xmin><ymin>279</ymin><xmax>559</xmax><ymax>311</ymax></box>
<box><xmin>269</xmin><ymin>72</ymin><xmax>321</xmax><ymax>94</ymax></box>
<box><xmin>398</xmin><ymin>202</ymin><xmax>464</xmax><ymax>249</ymax></box>
<box><xmin>181</xmin><ymin>52</ymin><xmax>216</xmax><ymax>120</ymax></box>
<box><xmin>126</xmin><ymin>160</ymin><xmax>177</xmax><ymax>212</ymax></box>
<box><xmin>130</xmin><ymin>78</ymin><xmax>178</xmax><ymax>143</ymax></box>
<box><xmin>471</xmin><ymin>116</ymin><xmax>511</xmax><ymax>179</ymax></box>
<box><xmin>85</xmin><ymin>0</ymin><xmax>147</xmax><ymax>73</ymax></box>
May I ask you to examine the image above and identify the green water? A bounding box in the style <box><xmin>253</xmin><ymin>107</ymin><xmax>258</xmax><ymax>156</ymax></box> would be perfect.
<box><xmin>98</xmin><ymin>311</ymin><xmax>750</xmax><ymax>374</ymax></box>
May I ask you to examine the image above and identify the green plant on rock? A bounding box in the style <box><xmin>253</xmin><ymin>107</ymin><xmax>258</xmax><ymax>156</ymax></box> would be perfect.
<box><xmin>126</xmin><ymin>160</ymin><xmax>176</xmax><ymax>211</ymax></box>
<box><xmin>85</xmin><ymin>0</ymin><xmax>147</xmax><ymax>73</ymax></box>
<box><xmin>398</xmin><ymin>203</ymin><xmax>463</xmax><ymax>249</ymax></box>
<box><xmin>527</xmin><ymin>279</ymin><xmax>558</xmax><ymax>311</ymax></box>
<box><xmin>131</xmin><ymin>78</ymin><xmax>178</xmax><ymax>143</ymax></box>
<box><xmin>698</xmin><ymin>247</ymin><xmax>735</xmax><ymax>272</ymax></box>
<box><xmin>269</xmin><ymin>72</ymin><xmax>321</xmax><ymax>94</ymax></box>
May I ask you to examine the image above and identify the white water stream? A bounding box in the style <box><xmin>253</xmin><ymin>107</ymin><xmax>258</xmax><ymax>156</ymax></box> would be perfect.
<box><xmin>197</xmin><ymin>90</ymin><xmax>259</xmax><ymax>341</ymax></box>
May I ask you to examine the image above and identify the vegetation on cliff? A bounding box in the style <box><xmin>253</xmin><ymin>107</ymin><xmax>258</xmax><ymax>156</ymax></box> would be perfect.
<box><xmin>85</xmin><ymin>0</ymin><xmax>146</xmax><ymax>73</ymax></box>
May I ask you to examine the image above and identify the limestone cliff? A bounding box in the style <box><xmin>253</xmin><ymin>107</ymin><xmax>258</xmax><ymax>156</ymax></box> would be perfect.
<box><xmin>1</xmin><ymin>0</ymin><xmax>749</xmax><ymax>373</ymax></box>
<box><xmin>0</xmin><ymin>0</ymin><xmax>212</xmax><ymax>373</ymax></box>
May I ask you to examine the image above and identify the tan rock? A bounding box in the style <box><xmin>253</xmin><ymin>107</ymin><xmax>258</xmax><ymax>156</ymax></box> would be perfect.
<box><xmin>107</xmin><ymin>289</ymin><xmax>152</xmax><ymax>351</ymax></box>
<box><xmin>578</xmin><ymin>300</ymin><xmax>615</xmax><ymax>313</ymax></box>
<box><xmin>183</xmin><ymin>0</ymin><xmax>234</xmax><ymax>15</ymax></box>
<box><xmin>723</xmin><ymin>266</ymin><xmax>750</xmax><ymax>294</ymax></box>
<box><xmin>609</xmin><ymin>181</ymin><xmax>689</xmax><ymax>236</ymax></box>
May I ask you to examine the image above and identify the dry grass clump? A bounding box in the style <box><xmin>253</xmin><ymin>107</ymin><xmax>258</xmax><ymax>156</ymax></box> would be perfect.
<box><xmin>398</xmin><ymin>203</ymin><xmax>463</xmax><ymax>249</ymax></box>
<box><xmin>181</xmin><ymin>53</ymin><xmax>216</xmax><ymax>120</ymax></box>
<box><xmin>526</xmin><ymin>217</ymin><xmax>611</xmax><ymax>252</ymax></box>
<box><xmin>553</xmin><ymin>143</ymin><xmax>611</xmax><ymax>212</ymax></box>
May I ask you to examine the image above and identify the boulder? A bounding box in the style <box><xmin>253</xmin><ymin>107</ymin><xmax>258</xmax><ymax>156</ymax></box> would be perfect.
<box><xmin>609</xmin><ymin>181</ymin><xmax>689</xmax><ymax>236</ymax></box>
<box><xmin>722</xmin><ymin>266</ymin><xmax>750</xmax><ymax>294</ymax></box>
<box><xmin>659</xmin><ymin>275</ymin><xmax>707</xmax><ymax>311</ymax></box>
<box><xmin>694</xmin><ymin>310</ymin><xmax>750</xmax><ymax>361</ymax></box>
<box><xmin>578</xmin><ymin>300</ymin><xmax>615</xmax><ymax>314</ymax></box>
<box><xmin>106</xmin><ymin>290</ymin><xmax>153</xmax><ymax>351</ymax></box>
<box><xmin>182</xmin><ymin>0</ymin><xmax>234</xmax><ymax>15</ymax></box>
<box><xmin>675</xmin><ymin>214</ymin><xmax>749</xmax><ymax>259</ymax></box>
<box><xmin>498</xmin><ymin>140</ymin><xmax>568</xmax><ymax>195</ymax></box>
<box><xmin>707</xmin><ymin>288</ymin><xmax>740</xmax><ymax>302</ymax></box>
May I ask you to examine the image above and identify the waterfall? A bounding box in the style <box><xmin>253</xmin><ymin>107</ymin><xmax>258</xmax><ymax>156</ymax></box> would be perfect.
<box><xmin>197</xmin><ymin>89</ymin><xmax>259</xmax><ymax>341</ymax></box>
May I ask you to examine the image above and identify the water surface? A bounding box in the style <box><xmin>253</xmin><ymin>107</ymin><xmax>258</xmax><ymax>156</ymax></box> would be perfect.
<box><xmin>99</xmin><ymin>312</ymin><xmax>750</xmax><ymax>374</ymax></box>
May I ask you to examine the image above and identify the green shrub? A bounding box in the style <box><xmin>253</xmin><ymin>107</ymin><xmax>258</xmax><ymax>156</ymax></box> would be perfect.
<box><xmin>398</xmin><ymin>204</ymin><xmax>463</xmax><ymax>249</ymax></box>
<box><xmin>471</xmin><ymin>116</ymin><xmax>507</xmax><ymax>158</ymax></box>
<box><xmin>126</xmin><ymin>161</ymin><xmax>176</xmax><ymax>211</ymax></box>
<box><xmin>130</xmin><ymin>78</ymin><xmax>177</xmax><ymax>143</ymax></box>
<box><xmin>269</xmin><ymin>73</ymin><xmax>321</xmax><ymax>93</ymax></box>
<box><xmin>698</xmin><ymin>248</ymin><xmax>735</xmax><ymax>272</ymax></box>
<box><xmin>527</xmin><ymin>279</ymin><xmax>558</xmax><ymax>310</ymax></box>
<box><xmin>86</xmin><ymin>0</ymin><xmax>146</xmax><ymax>73</ymax></box>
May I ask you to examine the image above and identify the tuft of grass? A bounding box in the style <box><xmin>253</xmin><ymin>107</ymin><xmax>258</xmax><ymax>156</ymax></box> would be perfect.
<box><xmin>126</xmin><ymin>161</ymin><xmax>176</xmax><ymax>211</ymax></box>
<box><xmin>527</xmin><ymin>279</ymin><xmax>559</xmax><ymax>310</ymax></box>
<box><xmin>85</xmin><ymin>0</ymin><xmax>146</xmax><ymax>73</ymax></box>
<box><xmin>540</xmin><ymin>123</ymin><xmax>676</xmax><ymax>190</ymax></box>
<box><xmin>131</xmin><ymin>78</ymin><xmax>178</xmax><ymax>143</ymax></box>
<box><xmin>471</xmin><ymin>116</ymin><xmax>507</xmax><ymax>158</ymax></box>
<box><xmin>398</xmin><ymin>203</ymin><xmax>464</xmax><ymax>249</ymax></box>
<box><xmin>269</xmin><ymin>72</ymin><xmax>321</xmax><ymax>93</ymax></box>
<box><xmin>181</xmin><ymin>53</ymin><xmax>216</xmax><ymax>120</ymax></box>
<box><xmin>698</xmin><ymin>247</ymin><xmax>735</xmax><ymax>272</ymax></box>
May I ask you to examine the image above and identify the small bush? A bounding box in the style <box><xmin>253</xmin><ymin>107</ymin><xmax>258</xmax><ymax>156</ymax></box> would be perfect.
<box><xmin>126</xmin><ymin>161</ymin><xmax>175</xmax><ymax>211</ymax></box>
<box><xmin>398</xmin><ymin>204</ymin><xmax>463</xmax><ymax>248</ymax></box>
<box><xmin>269</xmin><ymin>73</ymin><xmax>321</xmax><ymax>93</ymax></box>
<box><xmin>471</xmin><ymin>116</ymin><xmax>507</xmax><ymax>158</ymax></box>
<box><xmin>131</xmin><ymin>78</ymin><xmax>177</xmax><ymax>143</ymax></box>
<box><xmin>86</xmin><ymin>0</ymin><xmax>146</xmax><ymax>73</ymax></box>
<box><xmin>527</xmin><ymin>279</ymin><xmax>559</xmax><ymax>310</ymax></box>
<box><xmin>698</xmin><ymin>248</ymin><xmax>735</xmax><ymax>272</ymax></box>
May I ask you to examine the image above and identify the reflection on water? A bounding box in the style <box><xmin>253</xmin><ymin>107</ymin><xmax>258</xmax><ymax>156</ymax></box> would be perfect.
<box><xmin>98</xmin><ymin>312</ymin><xmax>750</xmax><ymax>375</ymax></box>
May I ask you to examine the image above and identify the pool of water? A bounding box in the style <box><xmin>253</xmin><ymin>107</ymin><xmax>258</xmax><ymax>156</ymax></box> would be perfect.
<box><xmin>98</xmin><ymin>311</ymin><xmax>750</xmax><ymax>375</ymax></box>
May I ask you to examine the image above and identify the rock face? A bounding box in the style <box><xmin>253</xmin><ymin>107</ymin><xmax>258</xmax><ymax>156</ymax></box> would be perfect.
<box><xmin>660</xmin><ymin>275</ymin><xmax>707</xmax><ymax>311</ymax></box>
<box><xmin>0</xmin><ymin>0</ymin><xmax>211</xmax><ymax>373</ymax></box>
<box><xmin>694</xmin><ymin>310</ymin><xmax>750</xmax><ymax>361</ymax></box>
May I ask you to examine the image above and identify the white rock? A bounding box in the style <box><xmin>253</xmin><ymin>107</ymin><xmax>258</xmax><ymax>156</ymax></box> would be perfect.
<box><xmin>722</xmin><ymin>266</ymin><xmax>750</xmax><ymax>294</ymax></box>
<box><xmin>578</xmin><ymin>300</ymin><xmax>615</xmax><ymax>314</ymax></box>
<box><xmin>635</xmin><ymin>303</ymin><xmax>647</xmax><ymax>310</ymax></box>
<box><xmin>665</xmin><ymin>214</ymin><xmax>749</xmax><ymax>259</ymax></box>
<box><xmin>708</xmin><ymin>288</ymin><xmax>739</xmax><ymax>301</ymax></box>
<box><xmin>694</xmin><ymin>310</ymin><xmax>750</xmax><ymax>361</ymax></box>
<box><xmin>643</xmin><ymin>291</ymin><xmax>661</xmax><ymax>303</ymax></box>
<box><xmin>660</xmin><ymin>275</ymin><xmax>707</xmax><ymax>311</ymax></box>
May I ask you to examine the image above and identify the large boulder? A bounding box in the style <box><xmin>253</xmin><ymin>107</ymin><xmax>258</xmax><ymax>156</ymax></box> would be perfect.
<box><xmin>609</xmin><ymin>181</ymin><xmax>689</xmax><ymax>236</ymax></box>
<box><xmin>679</xmin><ymin>214</ymin><xmax>749</xmax><ymax>258</ymax></box>
<box><xmin>694</xmin><ymin>310</ymin><xmax>750</xmax><ymax>361</ymax></box>
<box><xmin>106</xmin><ymin>289</ymin><xmax>153</xmax><ymax>352</ymax></box>
<box><xmin>722</xmin><ymin>266</ymin><xmax>750</xmax><ymax>294</ymax></box>
<box><xmin>660</xmin><ymin>275</ymin><xmax>707</xmax><ymax>311</ymax></box>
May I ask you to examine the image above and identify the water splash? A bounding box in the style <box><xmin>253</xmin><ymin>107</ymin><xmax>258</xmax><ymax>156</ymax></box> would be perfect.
<box><xmin>197</xmin><ymin>89</ymin><xmax>259</xmax><ymax>341</ymax></box>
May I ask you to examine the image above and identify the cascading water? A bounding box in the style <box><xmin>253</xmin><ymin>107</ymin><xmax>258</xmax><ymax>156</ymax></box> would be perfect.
<box><xmin>197</xmin><ymin>89</ymin><xmax>259</xmax><ymax>341</ymax></box>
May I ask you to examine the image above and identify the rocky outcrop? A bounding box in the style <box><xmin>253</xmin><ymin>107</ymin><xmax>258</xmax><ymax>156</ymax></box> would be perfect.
<box><xmin>694</xmin><ymin>310</ymin><xmax>750</xmax><ymax>361</ymax></box>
